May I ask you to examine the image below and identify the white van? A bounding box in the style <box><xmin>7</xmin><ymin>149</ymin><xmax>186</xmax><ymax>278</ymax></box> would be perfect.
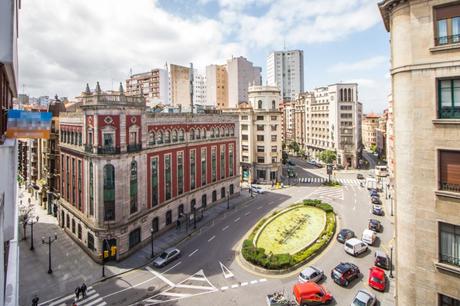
<box><xmin>344</xmin><ymin>238</ymin><xmax>368</xmax><ymax>256</ymax></box>
<box><xmin>366</xmin><ymin>177</ymin><xmax>377</xmax><ymax>190</ymax></box>
<box><xmin>362</xmin><ymin>229</ymin><xmax>377</xmax><ymax>246</ymax></box>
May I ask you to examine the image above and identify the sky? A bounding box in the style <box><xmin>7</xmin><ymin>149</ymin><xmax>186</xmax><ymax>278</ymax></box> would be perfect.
<box><xmin>19</xmin><ymin>0</ymin><xmax>390</xmax><ymax>113</ymax></box>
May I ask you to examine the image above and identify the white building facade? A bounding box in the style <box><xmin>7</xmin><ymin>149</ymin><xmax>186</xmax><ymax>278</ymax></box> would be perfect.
<box><xmin>126</xmin><ymin>69</ymin><xmax>169</xmax><ymax>107</ymax></box>
<box><xmin>226</xmin><ymin>56</ymin><xmax>262</xmax><ymax>108</ymax></box>
<box><xmin>267</xmin><ymin>50</ymin><xmax>304</xmax><ymax>101</ymax></box>
<box><xmin>193</xmin><ymin>71</ymin><xmax>207</xmax><ymax>107</ymax></box>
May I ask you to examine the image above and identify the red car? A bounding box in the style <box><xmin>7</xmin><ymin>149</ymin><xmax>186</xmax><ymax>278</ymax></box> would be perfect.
<box><xmin>292</xmin><ymin>282</ymin><xmax>333</xmax><ymax>305</ymax></box>
<box><xmin>368</xmin><ymin>267</ymin><xmax>386</xmax><ymax>291</ymax></box>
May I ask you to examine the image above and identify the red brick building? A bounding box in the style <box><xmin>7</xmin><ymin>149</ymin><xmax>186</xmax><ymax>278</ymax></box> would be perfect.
<box><xmin>58</xmin><ymin>83</ymin><xmax>240</xmax><ymax>261</ymax></box>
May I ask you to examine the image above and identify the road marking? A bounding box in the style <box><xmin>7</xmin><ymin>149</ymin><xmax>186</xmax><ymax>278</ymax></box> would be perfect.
<box><xmin>259</xmin><ymin>278</ymin><xmax>267</xmax><ymax>282</ymax></box>
<box><xmin>257</xmin><ymin>206</ymin><xmax>263</xmax><ymax>210</ymax></box>
<box><xmin>222</xmin><ymin>225</ymin><xmax>229</xmax><ymax>231</ymax></box>
<box><xmin>231</xmin><ymin>284</ymin><xmax>239</xmax><ymax>288</ymax></box>
<box><xmin>219</xmin><ymin>261</ymin><xmax>234</xmax><ymax>279</ymax></box>
<box><xmin>208</xmin><ymin>235</ymin><xmax>215</xmax><ymax>242</ymax></box>
<box><xmin>241</xmin><ymin>282</ymin><xmax>248</xmax><ymax>287</ymax></box>
<box><xmin>146</xmin><ymin>266</ymin><xmax>175</xmax><ymax>287</ymax></box>
<box><xmin>268</xmin><ymin>201</ymin><xmax>274</xmax><ymax>205</ymax></box>
<box><xmin>244</xmin><ymin>211</ymin><xmax>251</xmax><ymax>216</ymax></box>
<box><xmin>175</xmin><ymin>284</ymin><xmax>216</xmax><ymax>290</ymax></box>
<box><xmin>85</xmin><ymin>297</ymin><xmax>106</xmax><ymax>306</ymax></box>
<box><xmin>221</xmin><ymin>286</ymin><xmax>229</xmax><ymax>290</ymax></box>
<box><xmin>161</xmin><ymin>292</ymin><xmax>191</xmax><ymax>298</ymax></box>
<box><xmin>250</xmin><ymin>280</ymin><xmax>258</xmax><ymax>284</ymax></box>
<box><xmin>188</xmin><ymin>249</ymin><xmax>199</xmax><ymax>257</ymax></box>
<box><xmin>234</xmin><ymin>217</ymin><xmax>240</xmax><ymax>222</ymax></box>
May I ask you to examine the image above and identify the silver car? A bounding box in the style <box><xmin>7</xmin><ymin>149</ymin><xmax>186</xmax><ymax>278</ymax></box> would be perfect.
<box><xmin>298</xmin><ymin>266</ymin><xmax>324</xmax><ymax>283</ymax></box>
<box><xmin>250</xmin><ymin>186</ymin><xmax>265</xmax><ymax>194</ymax></box>
<box><xmin>153</xmin><ymin>248</ymin><xmax>181</xmax><ymax>268</ymax></box>
<box><xmin>350</xmin><ymin>289</ymin><xmax>376</xmax><ymax>306</ymax></box>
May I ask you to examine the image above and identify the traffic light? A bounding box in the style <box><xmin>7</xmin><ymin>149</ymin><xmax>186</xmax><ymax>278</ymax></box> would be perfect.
<box><xmin>103</xmin><ymin>250</ymin><xmax>109</xmax><ymax>258</ymax></box>
<box><xmin>111</xmin><ymin>246</ymin><xmax>117</xmax><ymax>257</ymax></box>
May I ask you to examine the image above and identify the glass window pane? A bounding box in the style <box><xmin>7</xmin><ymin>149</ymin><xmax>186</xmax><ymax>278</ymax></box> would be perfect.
<box><xmin>441</xmin><ymin>80</ymin><xmax>452</xmax><ymax>107</ymax></box>
<box><xmin>453</xmin><ymin>17</ymin><xmax>460</xmax><ymax>43</ymax></box>
<box><xmin>438</xmin><ymin>19</ymin><xmax>448</xmax><ymax>44</ymax></box>
<box><xmin>454</xmin><ymin>80</ymin><xmax>460</xmax><ymax>106</ymax></box>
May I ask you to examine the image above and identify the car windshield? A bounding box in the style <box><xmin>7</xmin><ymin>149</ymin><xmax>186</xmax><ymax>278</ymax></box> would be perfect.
<box><xmin>352</xmin><ymin>299</ymin><xmax>367</xmax><ymax>306</ymax></box>
<box><xmin>371</xmin><ymin>276</ymin><xmax>383</xmax><ymax>284</ymax></box>
<box><xmin>332</xmin><ymin>270</ymin><xmax>341</xmax><ymax>278</ymax></box>
<box><xmin>159</xmin><ymin>252</ymin><xmax>168</xmax><ymax>259</ymax></box>
<box><xmin>300</xmin><ymin>272</ymin><xmax>308</xmax><ymax>279</ymax></box>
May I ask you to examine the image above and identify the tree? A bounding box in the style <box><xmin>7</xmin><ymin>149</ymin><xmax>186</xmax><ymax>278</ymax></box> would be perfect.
<box><xmin>319</xmin><ymin>150</ymin><xmax>337</xmax><ymax>164</ymax></box>
<box><xmin>18</xmin><ymin>200</ymin><xmax>34</xmax><ymax>240</ymax></box>
<box><xmin>282</xmin><ymin>151</ymin><xmax>288</xmax><ymax>165</ymax></box>
<box><xmin>370</xmin><ymin>144</ymin><xmax>377</xmax><ymax>153</ymax></box>
<box><xmin>289</xmin><ymin>141</ymin><xmax>300</xmax><ymax>154</ymax></box>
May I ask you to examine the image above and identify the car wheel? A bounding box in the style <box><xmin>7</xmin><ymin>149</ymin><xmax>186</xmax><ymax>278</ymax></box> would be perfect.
<box><xmin>344</xmin><ymin>280</ymin><xmax>349</xmax><ymax>287</ymax></box>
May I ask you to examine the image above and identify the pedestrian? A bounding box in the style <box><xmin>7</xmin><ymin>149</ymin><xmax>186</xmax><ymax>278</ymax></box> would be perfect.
<box><xmin>81</xmin><ymin>283</ymin><xmax>87</xmax><ymax>298</ymax></box>
<box><xmin>176</xmin><ymin>219</ymin><xmax>180</xmax><ymax>230</ymax></box>
<box><xmin>32</xmin><ymin>295</ymin><xmax>39</xmax><ymax>306</ymax></box>
<box><xmin>75</xmin><ymin>286</ymin><xmax>81</xmax><ymax>300</ymax></box>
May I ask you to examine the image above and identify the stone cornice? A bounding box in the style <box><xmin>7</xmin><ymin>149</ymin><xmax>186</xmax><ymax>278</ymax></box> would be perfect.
<box><xmin>378</xmin><ymin>0</ymin><xmax>409</xmax><ymax>31</ymax></box>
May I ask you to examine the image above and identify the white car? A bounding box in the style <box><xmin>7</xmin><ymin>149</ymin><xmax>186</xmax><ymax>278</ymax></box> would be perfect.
<box><xmin>298</xmin><ymin>266</ymin><xmax>324</xmax><ymax>283</ymax></box>
<box><xmin>344</xmin><ymin>238</ymin><xmax>368</xmax><ymax>256</ymax></box>
<box><xmin>350</xmin><ymin>289</ymin><xmax>376</xmax><ymax>306</ymax></box>
<box><xmin>250</xmin><ymin>186</ymin><xmax>265</xmax><ymax>194</ymax></box>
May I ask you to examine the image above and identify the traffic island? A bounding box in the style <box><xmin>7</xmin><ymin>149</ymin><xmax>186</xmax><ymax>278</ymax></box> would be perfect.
<box><xmin>239</xmin><ymin>200</ymin><xmax>336</xmax><ymax>275</ymax></box>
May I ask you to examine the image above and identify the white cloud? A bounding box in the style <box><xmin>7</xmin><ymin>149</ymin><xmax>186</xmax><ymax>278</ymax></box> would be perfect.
<box><xmin>329</xmin><ymin>56</ymin><xmax>388</xmax><ymax>73</ymax></box>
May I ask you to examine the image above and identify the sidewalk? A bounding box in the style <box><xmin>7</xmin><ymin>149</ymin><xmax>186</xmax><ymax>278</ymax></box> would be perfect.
<box><xmin>18</xmin><ymin>186</ymin><xmax>254</xmax><ymax>306</ymax></box>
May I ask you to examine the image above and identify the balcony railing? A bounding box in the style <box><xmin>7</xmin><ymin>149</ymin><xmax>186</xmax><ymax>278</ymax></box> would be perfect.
<box><xmin>435</xmin><ymin>35</ymin><xmax>460</xmax><ymax>46</ymax></box>
<box><xmin>97</xmin><ymin>146</ymin><xmax>120</xmax><ymax>155</ymax></box>
<box><xmin>440</xmin><ymin>181</ymin><xmax>460</xmax><ymax>193</ymax></box>
<box><xmin>439</xmin><ymin>107</ymin><xmax>460</xmax><ymax>119</ymax></box>
<box><xmin>440</xmin><ymin>253</ymin><xmax>460</xmax><ymax>267</ymax></box>
<box><xmin>84</xmin><ymin>144</ymin><xmax>93</xmax><ymax>153</ymax></box>
<box><xmin>127</xmin><ymin>143</ymin><xmax>142</xmax><ymax>153</ymax></box>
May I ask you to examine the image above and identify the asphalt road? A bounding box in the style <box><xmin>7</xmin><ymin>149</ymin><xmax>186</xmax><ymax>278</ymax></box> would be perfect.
<box><xmin>42</xmin><ymin>162</ymin><xmax>395</xmax><ymax>306</ymax></box>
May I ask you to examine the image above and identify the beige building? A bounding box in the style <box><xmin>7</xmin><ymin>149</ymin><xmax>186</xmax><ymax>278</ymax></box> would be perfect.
<box><xmin>223</xmin><ymin>85</ymin><xmax>282</xmax><ymax>184</ymax></box>
<box><xmin>126</xmin><ymin>69</ymin><xmax>169</xmax><ymax>106</ymax></box>
<box><xmin>282</xmin><ymin>100</ymin><xmax>295</xmax><ymax>144</ymax></box>
<box><xmin>362</xmin><ymin>113</ymin><xmax>380</xmax><ymax>151</ymax></box>
<box><xmin>376</xmin><ymin>110</ymin><xmax>388</xmax><ymax>159</ymax></box>
<box><xmin>386</xmin><ymin>95</ymin><xmax>395</xmax><ymax>179</ymax></box>
<box><xmin>294</xmin><ymin>95</ymin><xmax>306</xmax><ymax>147</ymax></box>
<box><xmin>226</xmin><ymin>56</ymin><xmax>262</xmax><ymax>107</ymax></box>
<box><xmin>169</xmin><ymin>64</ymin><xmax>191</xmax><ymax>108</ymax></box>
<box><xmin>379</xmin><ymin>0</ymin><xmax>460</xmax><ymax>305</ymax></box>
<box><xmin>206</xmin><ymin>64</ymin><xmax>228</xmax><ymax>109</ymax></box>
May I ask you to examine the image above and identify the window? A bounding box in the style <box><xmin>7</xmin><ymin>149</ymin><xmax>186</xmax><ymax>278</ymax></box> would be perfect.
<box><xmin>89</xmin><ymin>162</ymin><xmax>94</xmax><ymax>216</ymax></box>
<box><xmin>257</xmin><ymin>157</ymin><xmax>265</xmax><ymax>163</ymax></box>
<box><xmin>211</xmin><ymin>147</ymin><xmax>217</xmax><ymax>182</ymax></box>
<box><xmin>271</xmin><ymin>135</ymin><xmax>277</xmax><ymax>141</ymax></box>
<box><xmin>165</xmin><ymin>155</ymin><xmax>172</xmax><ymax>200</ymax></box>
<box><xmin>241</xmin><ymin>124</ymin><xmax>248</xmax><ymax>131</ymax></box>
<box><xmin>271</xmin><ymin>116</ymin><xmax>277</xmax><ymax>121</ymax></box>
<box><xmin>129</xmin><ymin>131</ymin><xmax>137</xmax><ymax>145</ymax></box>
<box><xmin>166</xmin><ymin>210</ymin><xmax>172</xmax><ymax>225</ymax></box>
<box><xmin>190</xmin><ymin>150</ymin><xmax>196</xmax><ymax>190</ymax></box>
<box><xmin>258</xmin><ymin>100</ymin><xmax>263</xmax><ymax>109</ymax></box>
<box><xmin>190</xmin><ymin>129</ymin><xmax>195</xmax><ymax>140</ymax></box>
<box><xmin>439</xmin><ymin>150</ymin><xmax>460</xmax><ymax>193</ymax></box>
<box><xmin>340</xmin><ymin>113</ymin><xmax>352</xmax><ymax>119</ymax></box>
<box><xmin>66</xmin><ymin>214</ymin><xmax>70</xmax><ymax>228</ymax></box>
<box><xmin>72</xmin><ymin>219</ymin><xmax>75</xmax><ymax>234</ymax></box>
<box><xmin>438</xmin><ymin>79</ymin><xmax>460</xmax><ymax>119</ymax></box>
<box><xmin>78</xmin><ymin>224</ymin><xmax>82</xmax><ymax>240</ymax></box>
<box><xmin>151</xmin><ymin>157</ymin><xmax>159</xmax><ymax>207</ymax></box>
<box><xmin>257</xmin><ymin>135</ymin><xmax>264</xmax><ymax>141</ymax></box>
<box><xmin>202</xmin><ymin>194</ymin><xmax>207</xmax><ymax>208</ymax></box>
<box><xmin>72</xmin><ymin>158</ymin><xmax>75</xmax><ymax>205</ymax></box>
<box><xmin>103</xmin><ymin>132</ymin><xmax>114</xmax><ymax>147</ymax></box>
<box><xmin>164</xmin><ymin>130</ymin><xmax>171</xmax><ymax>143</ymax></box>
<box><xmin>242</xmin><ymin>134</ymin><xmax>248</xmax><ymax>141</ymax></box>
<box><xmin>220</xmin><ymin>145</ymin><xmax>225</xmax><ymax>179</ymax></box>
<box><xmin>130</xmin><ymin>160</ymin><xmax>138</xmax><ymax>214</ymax></box>
<box><xmin>439</xmin><ymin>222</ymin><xmax>460</xmax><ymax>267</ymax></box>
<box><xmin>242</xmin><ymin>155</ymin><xmax>249</xmax><ymax>162</ymax></box>
<box><xmin>257</xmin><ymin>146</ymin><xmax>265</xmax><ymax>153</ymax></box>
<box><xmin>152</xmin><ymin>217</ymin><xmax>159</xmax><ymax>233</ymax></box>
<box><xmin>242</xmin><ymin>145</ymin><xmax>248</xmax><ymax>152</ymax></box>
<box><xmin>87</xmin><ymin>233</ymin><xmax>95</xmax><ymax>251</ymax></box>
<box><xmin>229</xmin><ymin>145</ymin><xmax>234</xmax><ymax>177</ymax></box>
<box><xmin>221</xmin><ymin>187</ymin><xmax>226</xmax><ymax>199</ymax></box>
<box><xmin>129</xmin><ymin>228</ymin><xmax>141</xmax><ymax>249</ymax></box>
<box><xmin>257</xmin><ymin>125</ymin><xmax>264</xmax><ymax>131</ymax></box>
<box><xmin>257</xmin><ymin>170</ymin><xmax>266</xmax><ymax>179</ymax></box>
<box><xmin>272</xmin><ymin>100</ymin><xmax>276</xmax><ymax>109</ymax></box>
<box><xmin>179</xmin><ymin>129</ymin><xmax>184</xmax><ymax>141</ymax></box>
<box><xmin>439</xmin><ymin>293</ymin><xmax>460</xmax><ymax>306</ymax></box>
<box><xmin>271</xmin><ymin>146</ymin><xmax>277</xmax><ymax>152</ymax></box>
<box><xmin>172</xmin><ymin>130</ymin><xmax>178</xmax><ymax>142</ymax></box>
<box><xmin>149</xmin><ymin>131</ymin><xmax>155</xmax><ymax>145</ymax></box>
<box><xmin>271</xmin><ymin>125</ymin><xmax>277</xmax><ymax>132</ymax></box>
<box><xmin>201</xmin><ymin>148</ymin><xmax>207</xmax><ymax>186</ymax></box>
<box><xmin>256</xmin><ymin>116</ymin><xmax>264</xmax><ymax>121</ymax></box>
<box><xmin>435</xmin><ymin>4</ymin><xmax>460</xmax><ymax>45</ymax></box>
<box><xmin>242</xmin><ymin>115</ymin><xmax>248</xmax><ymax>120</ymax></box>
<box><xmin>103</xmin><ymin>164</ymin><xmax>115</xmax><ymax>221</ymax></box>
<box><xmin>212</xmin><ymin>190</ymin><xmax>217</xmax><ymax>202</ymax></box>
<box><xmin>156</xmin><ymin>131</ymin><xmax>164</xmax><ymax>144</ymax></box>
<box><xmin>230</xmin><ymin>184</ymin><xmax>234</xmax><ymax>195</ymax></box>
<box><xmin>177</xmin><ymin>152</ymin><xmax>184</xmax><ymax>195</ymax></box>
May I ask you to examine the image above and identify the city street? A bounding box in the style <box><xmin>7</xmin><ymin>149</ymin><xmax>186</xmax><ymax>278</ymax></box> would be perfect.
<box><xmin>40</xmin><ymin>162</ymin><xmax>395</xmax><ymax>306</ymax></box>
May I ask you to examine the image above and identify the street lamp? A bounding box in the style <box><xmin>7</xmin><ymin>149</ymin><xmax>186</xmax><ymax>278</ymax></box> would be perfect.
<box><xmin>227</xmin><ymin>191</ymin><xmax>230</xmax><ymax>210</ymax></box>
<box><xmin>41</xmin><ymin>233</ymin><xmax>58</xmax><ymax>274</ymax></box>
<box><xmin>28</xmin><ymin>216</ymin><xmax>39</xmax><ymax>251</ymax></box>
<box><xmin>150</xmin><ymin>227</ymin><xmax>155</xmax><ymax>258</ymax></box>
<box><xmin>389</xmin><ymin>246</ymin><xmax>394</xmax><ymax>278</ymax></box>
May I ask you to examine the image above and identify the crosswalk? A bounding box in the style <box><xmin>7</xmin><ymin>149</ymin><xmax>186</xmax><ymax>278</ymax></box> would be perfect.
<box><xmin>309</xmin><ymin>187</ymin><xmax>344</xmax><ymax>200</ymax></box>
<box><xmin>297</xmin><ymin>177</ymin><xmax>362</xmax><ymax>186</ymax></box>
<box><xmin>41</xmin><ymin>287</ymin><xmax>106</xmax><ymax>306</ymax></box>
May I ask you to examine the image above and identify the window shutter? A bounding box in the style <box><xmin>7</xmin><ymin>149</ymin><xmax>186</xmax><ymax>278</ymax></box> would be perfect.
<box><xmin>440</xmin><ymin>151</ymin><xmax>460</xmax><ymax>185</ymax></box>
<box><xmin>435</xmin><ymin>4</ymin><xmax>460</xmax><ymax>20</ymax></box>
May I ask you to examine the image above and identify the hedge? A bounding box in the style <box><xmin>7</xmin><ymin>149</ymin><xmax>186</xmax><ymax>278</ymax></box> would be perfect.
<box><xmin>242</xmin><ymin>200</ymin><xmax>336</xmax><ymax>270</ymax></box>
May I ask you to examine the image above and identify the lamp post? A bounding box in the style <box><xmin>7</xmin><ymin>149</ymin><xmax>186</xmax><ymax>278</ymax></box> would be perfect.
<box><xmin>41</xmin><ymin>234</ymin><xmax>58</xmax><ymax>274</ymax></box>
<box><xmin>389</xmin><ymin>246</ymin><xmax>394</xmax><ymax>278</ymax></box>
<box><xmin>227</xmin><ymin>191</ymin><xmax>230</xmax><ymax>210</ymax></box>
<box><xmin>28</xmin><ymin>216</ymin><xmax>39</xmax><ymax>251</ymax></box>
<box><xmin>150</xmin><ymin>227</ymin><xmax>155</xmax><ymax>258</ymax></box>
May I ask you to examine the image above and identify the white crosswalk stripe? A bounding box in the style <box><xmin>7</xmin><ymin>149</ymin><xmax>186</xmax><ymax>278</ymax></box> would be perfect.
<box><xmin>45</xmin><ymin>287</ymin><xmax>107</xmax><ymax>306</ymax></box>
<box><xmin>298</xmin><ymin>177</ymin><xmax>361</xmax><ymax>186</ymax></box>
<box><xmin>308</xmin><ymin>187</ymin><xmax>344</xmax><ymax>200</ymax></box>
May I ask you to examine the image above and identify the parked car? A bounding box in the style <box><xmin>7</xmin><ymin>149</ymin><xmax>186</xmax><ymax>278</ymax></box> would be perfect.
<box><xmin>344</xmin><ymin>238</ymin><xmax>368</xmax><ymax>256</ymax></box>
<box><xmin>371</xmin><ymin>197</ymin><xmax>381</xmax><ymax>205</ymax></box>
<box><xmin>350</xmin><ymin>289</ymin><xmax>376</xmax><ymax>306</ymax></box>
<box><xmin>250</xmin><ymin>186</ymin><xmax>265</xmax><ymax>194</ymax></box>
<box><xmin>368</xmin><ymin>267</ymin><xmax>386</xmax><ymax>291</ymax></box>
<box><xmin>337</xmin><ymin>229</ymin><xmax>355</xmax><ymax>243</ymax></box>
<box><xmin>362</xmin><ymin>229</ymin><xmax>377</xmax><ymax>246</ymax></box>
<box><xmin>288</xmin><ymin>160</ymin><xmax>295</xmax><ymax>166</ymax></box>
<box><xmin>292</xmin><ymin>282</ymin><xmax>333</xmax><ymax>305</ymax></box>
<box><xmin>153</xmin><ymin>248</ymin><xmax>181</xmax><ymax>267</ymax></box>
<box><xmin>331</xmin><ymin>262</ymin><xmax>360</xmax><ymax>287</ymax></box>
<box><xmin>371</xmin><ymin>204</ymin><xmax>384</xmax><ymax>216</ymax></box>
<box><xmin>298</xmin><ymin>266</ymin><xmax>324</xmax><ymax>283</ymax></box>
<box><xmin>369</xmin><ymin>189</ymin><xmax>378</xmax><ymax>196</ymax></box>
<box><xmin>370</xmin><ymin>191</ymin><xmax>379</xmax><ymax>198</ymax></box>
<box><xmin>374</xmin><ymin>250</ymin><xmax>390</xmax><ymax>270</ymax></box>
<box><xmin>357</xmin><ymin>173</ymin><xmax>365</xmax><ymax>180</ymax></box>
<box><xmin>368</xmin><ymin>219</ymin><xmax>382</xmax><ymax>232</ymax></box>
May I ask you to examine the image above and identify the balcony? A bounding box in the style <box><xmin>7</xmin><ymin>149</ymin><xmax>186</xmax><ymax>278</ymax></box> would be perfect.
<box><xmin>435</xmin><ymin>35</ymin><xmax>460</xmax><ymax>46</ymax></box>
<box><xmin>84</xmin><ymin>144</ymin><xmax>93</xmax><ymax>153</ymax></box>
<box><xmin>439</xmin><ymin>106</ymin><xmax>460</xmax><ymax>119</ymax></box>
<box><xmin>127</xmin><ymin>143</ymin><xmax>142</xmax><ymax>153</ymax></box>
<box><xmin>97</xmin><ymin>146</ymin><xmax>120</xmax><ymax>155</ymax></box>
<box><xmin>440</xmin><ymin>181</ymin><xmax>460</xmax><ymax>193</ymax></box>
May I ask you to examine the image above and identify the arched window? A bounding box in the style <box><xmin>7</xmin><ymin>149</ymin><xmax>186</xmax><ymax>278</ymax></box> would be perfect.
<box><xmin>211</xmin><ymin>128</ymin><xmax>215</xmax><ymax>138</ymax></box>
<box><xmin>103</xmin><ymin>164</ymin><xmax>115</xmax><ymax>221</ymax></box>
<box><xmin>220</xmin><ymin>127</ymin><xmax>224</xmax><ymax>136</ymax></box>
<box><xmin>166</xmin><ymin>210</ymin><xmax>172</xmax><ymax>225</ymax></box>
<box><xmin>216</xmin><ymin>128</ymin><xmax>220</xmax><ymax>137</ymax></box>
<box><xmin>272</xmin><ymin>100</ymin><xmax>276</xmax><ymax>110</ymax></box>
<box><xmin>196</xmin><ymin>128</ymin><xmax>201</xmax><ymax>140</ymax></box>
<box><xmin>148</xmin><ymin>131</ymin><xmax>155</xmax><ymax>145</ymax></box>
<box><xmin>258</xmin><ymin>100</ymin><xmax>263</xmax><ymax>109</ymax></box>
<box><xmin>164</xmin><ymin>130</ymin><xmax>171</xmax><ymax>143</ymax></box>
<box><xmin>89</xmin><ymin>162</ymin><xmax>94</xmax><ymax>216</ymax></box>
<box><xmin>156</xmin><ymin>131</ymin><xmax>163</xmax><ymax>144</ymax></box>
<box><xmin>172</xmin><ymin>130</ymin><xmax>178</xmax><ymax>142</ymax></box>
<box><xmin>202</xmin><ymin>128</ymin><xmax>207</xmax><ymax>139</ymax></box>
<box><xmin>225</xmin><ymin>127</ymin><xmax>229</xmax><ymax>136</ymax></box>
<box><xmin>348</xmin><ymin>88</ymin><xmax>352</xmax><ymax>101</ymax></box>
<box><xmin>230</xmin><ymin>127</ymin><xmax>234</xmax><ymax>136</ymax></box>
<box><xmin>190</xmin><ymin>128</ymin><xmax>195</xmax><ymax>140</ymax></box>
<box><xmin>130</xmin><ymin>160</ymin><xmax>138</xmax><ymax>214</ymax></box>
<box><xmin>340</xmin><ymin>89</ymin><xmax>343</xmax><ymax>102</ymax></box>
<box><xmin>178</xmin><ymin>129</ymin><xmax>184</xmax><ymax>141</ymax></box>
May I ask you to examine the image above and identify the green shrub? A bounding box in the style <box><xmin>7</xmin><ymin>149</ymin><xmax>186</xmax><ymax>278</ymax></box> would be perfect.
<box><xmin>317</xmin><ymin>203</ymin><xmax>334</xmax><ymax>213</ymax></box>
<box><xmin>303</xmin><ymin>199</ymin><xmax>322</xmax><ymax>206</ymax></box>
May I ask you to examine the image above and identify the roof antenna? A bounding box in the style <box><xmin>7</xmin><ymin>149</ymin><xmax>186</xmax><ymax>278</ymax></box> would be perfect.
<box><xmin>283</xmin><ymin>38</ymin><xmax>286</xmax><ymax>51</ymax></box>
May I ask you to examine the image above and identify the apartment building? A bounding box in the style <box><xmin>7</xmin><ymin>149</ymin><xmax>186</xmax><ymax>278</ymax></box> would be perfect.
<box><xmin>193</xmin><ymin>71</ymin><xmax>207</xmax><ymax>107</ymax></box>
<box><xmin>227</xmin><ymin>56</ymin><xmax>262</xmax><ymax>107</ymax></box>
<box><xmin>58</xmin><ymin>83</ymin><xmax>240</xmax><ymax>260</ymax></box>
<box><xmin>294</xmin><ymin>94</ymin><xmax>306</xmax><ymax>147</ymax></box>
<box><xmin>223</xmin><ymin>85</ymin><xmax>282</xmax><ymax>184</ymax></box>
<box><xmin>206</xmin><ymin>64</ymin><xmax>228</xmax><ymax>109</ymax></box>
<box><xmin>169</xmin><ymin>64</ymin><xmax>191</xmax><ymax>108</ymax></box>
<box><xmin>282</xmin><ymin>101</ymin><xmax>295</xmax><ymax>143</ymax></box>
<box><xmin>379</xmin><ymin>0</ymin><xmax>460</xmax><ymax>305</ymax></box>
<box><xmin>362</xmin><ymin>113</ymin><xmax>380</xmax><ymax>150</ymax></box>
<box><xmin>267</xmin><ymin>50</ymin><xmax>304</xmax><ymax>101</ymax></box>
<box><xmin>376</xmin><ymin>110</ymin><xmax>388</xmax><ymax>160</ymax></box>
<box><xmin>125</xmin><ymin>69</ymin><xmax>169</xmax><ymax>106</ymax></box>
